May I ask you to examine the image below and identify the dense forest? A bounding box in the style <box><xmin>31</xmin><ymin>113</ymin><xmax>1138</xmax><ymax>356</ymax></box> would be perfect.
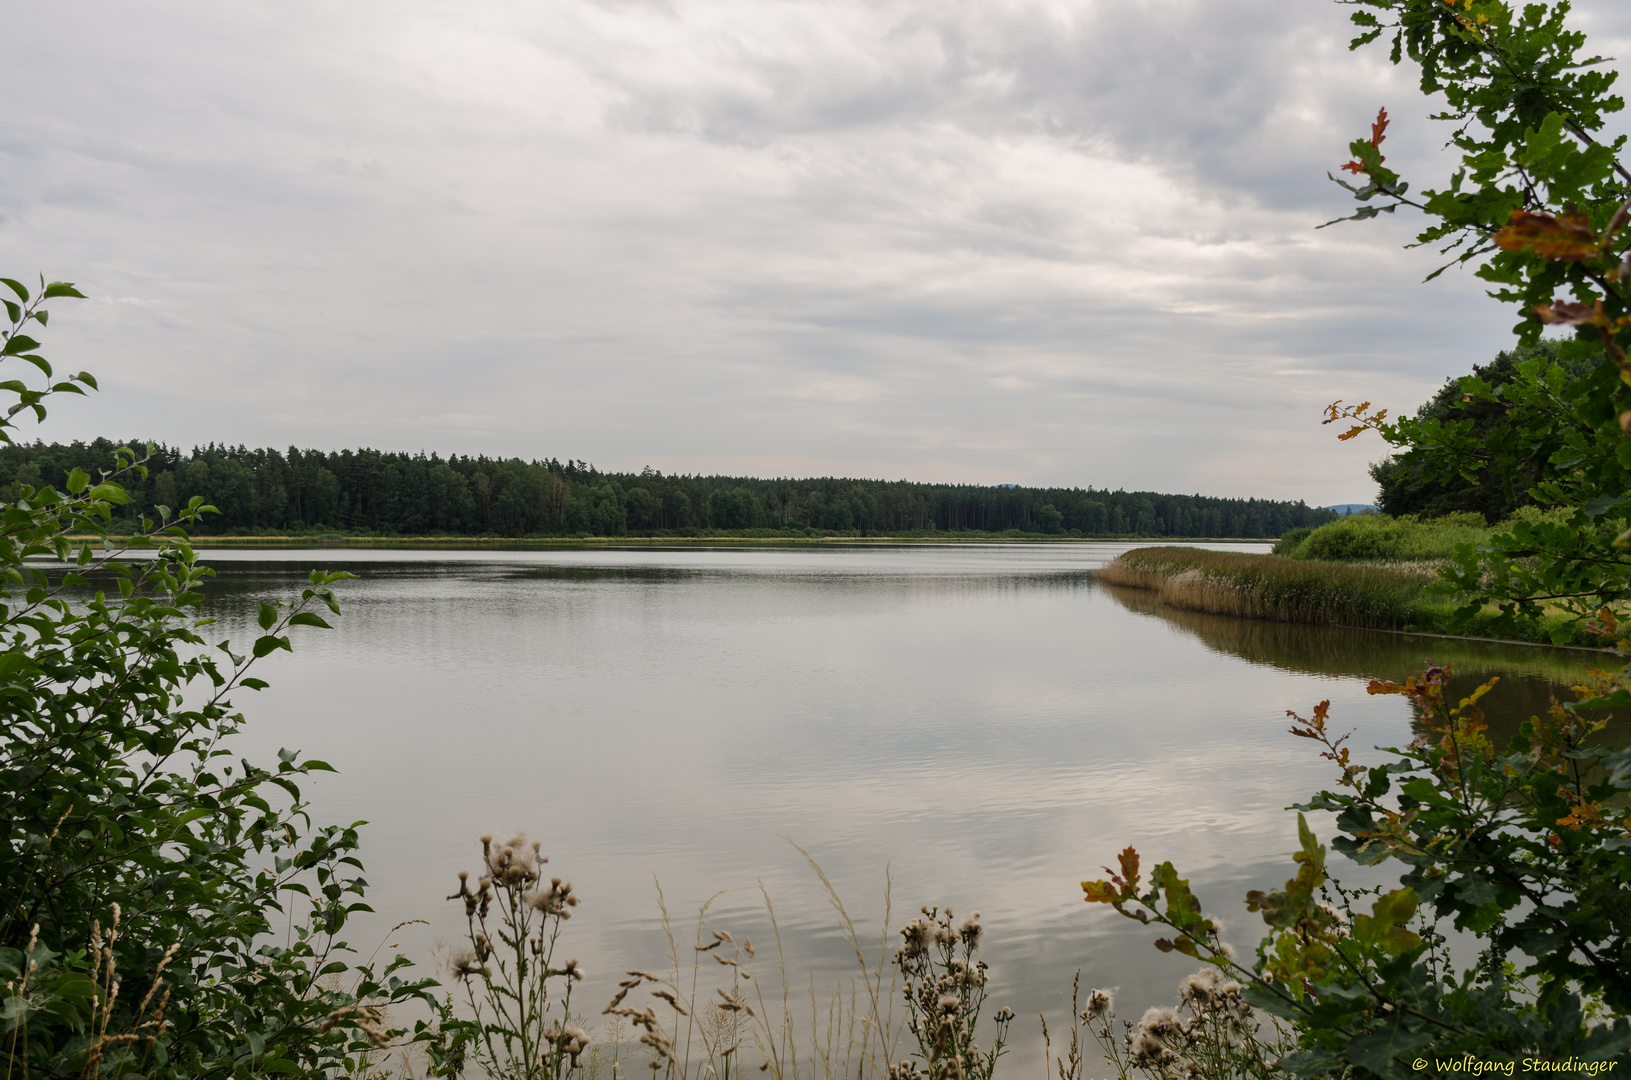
<box><xmin>0</xmin><ymin>438</ymin><xmax>1336</xmax><ymax>538</ymax></box>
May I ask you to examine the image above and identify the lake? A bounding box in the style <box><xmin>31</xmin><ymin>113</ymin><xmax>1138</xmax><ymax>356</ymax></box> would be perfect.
<box><xmin>196</xmin><ymin>543</ymin><xmax>1609</xmax><ymax>1069</ymax></box>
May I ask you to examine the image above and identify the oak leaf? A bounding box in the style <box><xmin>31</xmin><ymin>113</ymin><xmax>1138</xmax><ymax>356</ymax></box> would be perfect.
<box><xmin>1494</xmin><ymin>210</ymin><xmax>1600</xmax><ymax>261</ymax></box>
<box><xmin>1340</xmin><ymin>107</ymin><xmax>1389</xmax><ymax>175</ymax></box>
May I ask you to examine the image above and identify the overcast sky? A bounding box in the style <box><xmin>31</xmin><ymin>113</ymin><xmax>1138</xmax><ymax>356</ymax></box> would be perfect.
<box><xmin>4</xmin><ymin>1</ymin><xmax>1629</xmax><ymax>503</ymax></box>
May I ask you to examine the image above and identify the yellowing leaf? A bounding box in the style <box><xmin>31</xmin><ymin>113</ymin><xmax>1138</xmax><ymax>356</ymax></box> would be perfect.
<box><xmin>1081</xmin><ymin>880</ymin><xmax>1122</xmax><ymax>903</ymax></box>
<box><xmin>1495</xmin><ymin>210</ymin><xmax>1601</xmax><ymax>261</ymax></box>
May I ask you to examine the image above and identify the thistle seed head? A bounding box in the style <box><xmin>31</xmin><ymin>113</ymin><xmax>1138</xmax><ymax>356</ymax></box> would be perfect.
<box><xmin>897</xmin><ymin>918</ymin><xmax>940</xmax><ymax>958</ymax></box>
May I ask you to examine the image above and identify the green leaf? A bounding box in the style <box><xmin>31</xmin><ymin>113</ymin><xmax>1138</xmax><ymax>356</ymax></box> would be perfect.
<box><xmin>2</xmin><ymin>334</ymin><xmax>41</xmax><ymax>356</ymax></box>
<box><xmin>288</xmin><ymin>612</ymin><xmax>332</xmax><ymax>629</ymax></box>
<box><xmin>1583</xmin><ymin>494</ymin><xmax>1621</xmax><ymax>517</ymax></box>
<box><xmin>258</xmin><ymin>602</ymin><xmax>278</xmax><ymax>630</ymax></box>
<box><xmin>1345</xmin><ymin>1024</ymin><xmax>1433</xmax><ymax>1080</ymax></box>
<box><xmin>41</xmin><ymin>281</ymin><xmax>85</xmax><ymax>299</ymax></box>
<box><xmin>65</xmin><ymin>467</ymin><xmax>89</xmax><ymax>494</ymax></box>
<box><xmin>252</xmin><ymin>634</ymin><xmax>292</xmax><ymax>658</ymax></box>
<box><xmin>86</xmin><ymin>482</ymin><xmax>131</xmax><ymax>505</ymax></box>
<box><xmin>0</xmin><ymin>278</ymin><xmax>29</xmax><ymax>302</ymax></box>
<box><xmin>1353</xmin><ymin>888</ymin><xmax>1421</xmax><ymax>956</ymax></box>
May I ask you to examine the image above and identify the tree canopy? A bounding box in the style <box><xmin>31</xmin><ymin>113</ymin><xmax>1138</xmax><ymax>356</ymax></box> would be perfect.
<box><xmin>0</xmin><ymin>439</ymin><xmax>1335</xmax><ymax>540</ymax></box>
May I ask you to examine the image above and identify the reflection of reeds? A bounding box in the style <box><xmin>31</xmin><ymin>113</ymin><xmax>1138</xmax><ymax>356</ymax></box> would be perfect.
<box><xmin>1095</xmin><ymin>548</ymin><xmax>1434</xmax><ymax>630</ymax></box>
<box><xmin>1098</xmin><ymin>577</ymin><xmax>1631</xmax><ymax>753</ymax></box>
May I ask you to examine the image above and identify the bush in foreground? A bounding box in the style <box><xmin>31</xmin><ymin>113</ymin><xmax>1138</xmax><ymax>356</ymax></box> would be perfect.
<box><xmin>0</xmin><ymin>280</ymin><xmax>437</xmax><ymax>1077</ymax></box>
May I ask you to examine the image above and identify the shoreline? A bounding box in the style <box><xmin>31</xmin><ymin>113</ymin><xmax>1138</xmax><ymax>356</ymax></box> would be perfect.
<box><xmin>146</xmin><ymin>534</ymin><xmax>1278</xmax><ymax>549</ymax></box>
<box><xmin>1094</xmin><ymin>546</ymin><xmax>1612</xmax><ymax>653</ymax></box>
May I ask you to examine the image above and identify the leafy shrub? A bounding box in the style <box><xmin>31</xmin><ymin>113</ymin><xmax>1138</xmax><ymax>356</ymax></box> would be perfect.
<box><xmin>1083</xmin><ymin>663</ymin><xmax>1631</xmax><ymax>1077</ymax></box>
<box><xmin>1088</xmin><ymin>0</ymin><xmax>1631</xmax><ymax>1056</ymax></box>
<box><xmin>1292</xmin><ymin>516</ymin><xmax>1409</xmax><ymax>561</ymax></box>
<box><xmin>0</xmin><ymin>278</ymin><xmax>435</xmax><ymax>1077</ymax></box>
<box><xmin>1270</xmin><ymin>528</ymin><xmax>1313</xmax><ymax>556</ymax></box>
<box><xmin>1320</xmin><ymin>0</ymin><xmax>1631</xmax><ymax>642</ymax></box>
<box><xmin>1280</xmin><ymin>513</ymin><xmax>1491</xmax><ymax>563</ymax></box>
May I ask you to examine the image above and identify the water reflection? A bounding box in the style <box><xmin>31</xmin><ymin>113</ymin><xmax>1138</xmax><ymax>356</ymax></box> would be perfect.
<box><xmin>1099</xmin><ymin>582</ymin><xmax>1625</xmax><ymax>749</ymax></box>
<box><xmin>170</xmin><ymin>545</ymin><xmax>1613</xmax><ymax>1070</ymax></box>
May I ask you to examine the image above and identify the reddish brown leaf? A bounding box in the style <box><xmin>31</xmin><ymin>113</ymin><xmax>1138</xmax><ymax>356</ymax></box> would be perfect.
<box><xmin>1533</xmin><ymin>299</ymin><xmax>1606</xmax><ymax>326</ymax></box>
<box><xmin>1117</xmin><ymin>845</ymin><xmax>1140</xmax><ymax>892</ymax></box>
<box><xmin>1369</xmin><ymin>107</ymin><xmax>1390</xmax><ymax>149</ymax></box>
<box><xmin>1340</xmin><ymin>108</ymin><xmax>1389</xmax><ymax>176</ymax></box>
<box><xmin>1495</xmin><ymin>210</ymin><xmax>1601</xmax><ymax>261</ymax></box>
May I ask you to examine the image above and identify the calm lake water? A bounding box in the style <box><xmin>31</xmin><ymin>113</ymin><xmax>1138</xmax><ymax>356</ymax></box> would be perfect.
<box><xmin>196</xmin><ymin>543</ymin><xmax>1611</xmax><ymax>1067</ymax></box>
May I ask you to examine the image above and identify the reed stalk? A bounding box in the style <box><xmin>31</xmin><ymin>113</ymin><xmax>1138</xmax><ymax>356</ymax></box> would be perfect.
<box><xmin>1095</xmin><ymin>548</ymin><xmax>1436</xmax><ymax>630</ymax></box>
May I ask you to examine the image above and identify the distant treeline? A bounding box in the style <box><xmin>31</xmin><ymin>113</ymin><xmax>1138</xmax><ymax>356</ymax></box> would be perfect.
<box><xmin>0</xmin><ymin>438</ymin><xmax>1337</xmax><ymax>539</ymax></box>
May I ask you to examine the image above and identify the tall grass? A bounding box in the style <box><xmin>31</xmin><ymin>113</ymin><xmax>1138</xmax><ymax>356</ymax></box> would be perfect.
<box><xmin>439</xmin><ymin>836</ymin><xmax>1291</xmax><ymax>1080</ymax></box>
<box><xmin>1096</xmin><ymin>547</ymin><xmax>1438</xmax><ymax>630</ymax></box>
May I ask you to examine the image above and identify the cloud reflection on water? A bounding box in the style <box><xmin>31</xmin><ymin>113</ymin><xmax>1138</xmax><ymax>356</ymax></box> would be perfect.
<box><xmin>193</xmin><ymin>545</ymin><xmax>1605</xmax><ymax>1069</ymax></box>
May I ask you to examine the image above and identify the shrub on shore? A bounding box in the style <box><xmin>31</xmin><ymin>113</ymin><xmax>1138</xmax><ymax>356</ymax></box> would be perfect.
<box><xmin>1272</xmin><ymin>512</ymin><xmax>1492</xmax><ymax>563</ymax></box>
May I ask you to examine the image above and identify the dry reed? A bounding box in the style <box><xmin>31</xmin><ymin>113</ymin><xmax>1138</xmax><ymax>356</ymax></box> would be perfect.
<box><xmin>1095</xmin><ymin>548</ymin><xmax>1437</xmax><ymax>630</ymax></box>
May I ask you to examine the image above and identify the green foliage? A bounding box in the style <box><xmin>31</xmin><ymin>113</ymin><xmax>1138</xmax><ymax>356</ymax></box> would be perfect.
<box><xmin>1369</xmin><ymin>342</ymin><xmax>1597</xmax><ymax>520</ymax></box>
<box><xmin>0</xmin><ymin>276</ymin><xmax>95</xmax><ymax>448</ymax></box>
<box><xmin>0</xmin><ymin>441</ymin><xmax>1336</xmax><ymax>540</ymax></box>
<box><xmin>1080</xmin><ymin>5</ymin><xmax>1631</xmax><ymax>1064</ymax></box>
<box><xmin>0</xmin><ymin>282</ymin><xmax>438</xmax><ymax>1076</ymax></box>
<box><xmin>1082</xmin><ymin>666</ymin><xmax>1631</xmax><ymax>1078</ymax></box>
<box><xmin>1323</xmin><ymin>0</ymin><xmax>1631</xmax><ymax>643</ymax></box>
<box><xmin>1277</xmin><ymin>512</ymin><xmax>1493</xmax><ymax>562</ymax></box>
<box><xmin>1270</xmin><ymin>528</ymin><xmax>1315</xmax><ymax>557</ymax></box>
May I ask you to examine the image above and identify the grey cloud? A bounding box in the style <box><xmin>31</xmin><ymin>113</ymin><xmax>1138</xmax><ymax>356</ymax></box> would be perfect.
<box><xmin>0</xmin><ymin>0</ymin><xmax>1622</xmax><ymax>504</ymax></box>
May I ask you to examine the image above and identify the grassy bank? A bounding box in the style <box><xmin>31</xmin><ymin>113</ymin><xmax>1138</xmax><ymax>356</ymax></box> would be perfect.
<box><xmin>1096</xmin><ymin>546</ymin><xmax>1595</xmax><ymax>646</ymax></box>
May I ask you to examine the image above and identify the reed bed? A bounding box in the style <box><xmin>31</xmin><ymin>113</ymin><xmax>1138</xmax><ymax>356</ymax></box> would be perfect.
<box><xmin>1095</xmin><ymin>547</ymin><xmax>1439</xmax><ymax>630</ymax></box>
